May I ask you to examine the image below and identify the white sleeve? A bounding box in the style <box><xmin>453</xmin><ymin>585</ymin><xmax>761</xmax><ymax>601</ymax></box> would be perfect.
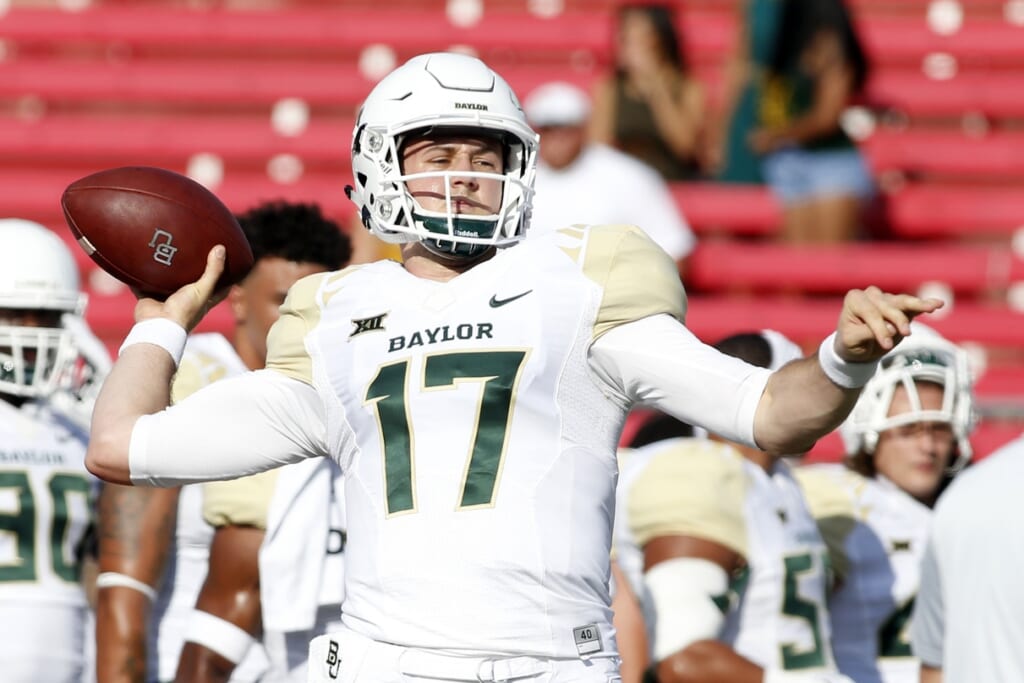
<box><xmin>129</xmin><ymin>369</ymin><xmax>328</xmax><ymax>486</ymax></box>
<box><xmin>589</xmin><ymin>314</ymin><xmax>770</xmax><ymax>448</ymax></box>
<box><xmin>911</xmin><ymin>536</ymin><xmax>945</xmax><ymax>668</ymax></box>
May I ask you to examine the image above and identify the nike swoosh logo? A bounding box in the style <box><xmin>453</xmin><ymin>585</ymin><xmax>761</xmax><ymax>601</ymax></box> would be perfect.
<box><xmin>489</xmin><ymin>290</ymin><xmax>533</xmax><ymax>308</ymax></box>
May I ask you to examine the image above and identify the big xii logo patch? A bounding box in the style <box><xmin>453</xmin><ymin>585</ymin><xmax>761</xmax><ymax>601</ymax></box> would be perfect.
<box><xmin>350</xmin><ymin>313</ymin><xmax>388</xmax><ymax>339</ymax></box>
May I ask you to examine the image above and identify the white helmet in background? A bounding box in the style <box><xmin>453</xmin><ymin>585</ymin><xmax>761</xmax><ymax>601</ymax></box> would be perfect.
<box><xmin>346</xmin><ymin>52</ymin><xmax>539</xmax><ymax>259</ymax></box>
<box><xmin>840</xmin><ymin>323</ymin><xmax>976</xmax><ymax>473</ymax></box>
<box><xmin>0</xmin><ymin>218</ymin><xmax>86</xmax><ymax>399</ymax></box>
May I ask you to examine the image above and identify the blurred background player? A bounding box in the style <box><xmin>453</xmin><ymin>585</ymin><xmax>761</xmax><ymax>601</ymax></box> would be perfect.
<box><xmin>614</xmin><ymin>330</ymin><xmax>854</xmax><ymax>683</ymax></box>
<box><xmin>796</xmin><ymin>324</ymin><xmax>975</xmax><ymax>683</ymax></box>
<box><xmin>523</xmin><ymin>80</ymin><xmax>696</xmax><ymax>276</ymax></box>
<box><xmin>95</xmin><ymin>201</ymin><xmax>350</xmax><ymax>683</ymax></box>
<box><xmin>0</xmin><ymin>218</ymin><xmax>110</xmax><ymax>682</ymax></box>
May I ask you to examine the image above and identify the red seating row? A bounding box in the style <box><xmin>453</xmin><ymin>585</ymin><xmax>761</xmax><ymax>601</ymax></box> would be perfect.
<box><xmin>683</xmin><ymin>295</ymin><xmax>1024</xmax><ymax>349</ymax></box>
<box><xmin>688</xmin><ymin>241</ymin><xmax>1024</xmax><ymax>296</ymax></box>
<box><xmin>5</xmin><ymin>166</ymin><xmax>1024</xmax><ymax>242</ymax></box>
<box><xmin>4</xmin><ymin>6</ymin><xmax>1024</xmax><ymax>67</ymax></box>
<box><xmin>862</xmin><ymin>129</ymin><xmax>1024</xmax><ymax>178</ymax></box>
<box><xmin>5</xmin><ymin>54</ymin><xmax>1023</xmax><ymax>123</ymax></box>
<box><xmin>9</xmin><ymin>111</ymin><xmax>1020</xmax><ymax>180</ymax></box>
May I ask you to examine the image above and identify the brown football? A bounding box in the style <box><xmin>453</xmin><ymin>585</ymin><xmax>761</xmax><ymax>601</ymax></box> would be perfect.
<box><xmin>61</xmin><ymin>166</ymin><xmax>253</xmax><ymax>299</ymax></box>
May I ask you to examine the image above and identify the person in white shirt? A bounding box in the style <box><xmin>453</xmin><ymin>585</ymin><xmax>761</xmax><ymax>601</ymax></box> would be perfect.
<box><xmin>911</xmin><ymin>433</ymin><xmax>1024</xmax><ymax>683</ymax></box>
<box><xmin>86</xmin><ymin>52</ymin><xmax>942</xmax><ymax>682</ymax></box>
<box><xmin>523</xmin><ymin>81</ymin><xmax>696</xmax><ymax>274</ymax></box>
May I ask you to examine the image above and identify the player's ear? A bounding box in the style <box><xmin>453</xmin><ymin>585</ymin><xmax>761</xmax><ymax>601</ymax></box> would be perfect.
<box><xmin>227</xmin><ymin>283</ymin><xmax>247</xmax><ymax>323</ymax></box>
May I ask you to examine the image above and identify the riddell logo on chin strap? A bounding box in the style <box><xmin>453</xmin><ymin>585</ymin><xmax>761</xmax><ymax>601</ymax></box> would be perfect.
<box><xmin>455</xmin><ymin>102</ymin><xmax>488</xmax><ymax>111</ymax></box>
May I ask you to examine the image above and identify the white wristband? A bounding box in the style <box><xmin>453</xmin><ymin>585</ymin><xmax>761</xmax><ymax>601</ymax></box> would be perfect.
<box><xmin>118</xmin><ymin>318</ymin><xmax>187</xmax><ymax>368</ymax></box>
<box><xmin>95</xmin><ymin>571</ymin><xmax>158</xmax><ymax>601</ymax></box>
<box><xmin>184</xmin><ymin>609</ymin><xmax>256</xmax><ymax>664</ymax></box>
<box><xmin>817</xmin><ymin>331</ymin><xmax>879</xmax><ymax>389</ymax></box>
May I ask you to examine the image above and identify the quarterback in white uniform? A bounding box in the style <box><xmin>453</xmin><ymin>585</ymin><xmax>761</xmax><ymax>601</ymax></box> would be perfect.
<box><xmin>614</xmin><ymin>331</ymin><xmax>852</xmax><ymax>683</ymax></box>
<box><xmin>85</xmin><ymin>53</ymin><xmax>943</xmax><ymax>682</ymax></box>
<box><xmin>796</xmin><ymin>325</ymin><xmax>975</xmax><ymax>683</ymax></box>
<box><xmin>0</xmin><ymin>218</ymin><xmax>109</xmax><ymax>682</ymax></box>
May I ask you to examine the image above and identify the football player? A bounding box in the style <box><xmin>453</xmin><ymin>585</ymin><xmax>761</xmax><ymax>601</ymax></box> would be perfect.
<box><xmin>86</xmin><ymin>52</ymin><xmax>942</xmax><ymax>682</ymax></box>
<box><xmin>95</xmin><ymin>201</ymin><xmax>349</xmax><ymax>683</ymax></box>
<box><xmin>0</xmin><ymin>218</ymin><xmax>109</xmax><ymax>681</ymax></box>
<box><xmin>796</xmin><ymin>324</ymin><xmax>975</xmax><ymax>683</ymax></box>
<box><xmin>615</xmin><ymin>331</ymin><xmax>853</xmax><ymax>683</ymax></box>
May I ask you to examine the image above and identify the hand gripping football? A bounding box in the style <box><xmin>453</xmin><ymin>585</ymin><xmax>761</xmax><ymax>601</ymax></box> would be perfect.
<box><xmin>61</xmin><ymin>166</ymin><xmax>254</xmax><ymax>299</ymax></box>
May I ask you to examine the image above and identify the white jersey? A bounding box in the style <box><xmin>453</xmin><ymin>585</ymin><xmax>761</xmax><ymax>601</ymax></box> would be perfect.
<box><xmin>203</xmin><ymin>447</ymin><xmax>346</xmax><ymax>682</ymax></box>
<box><xmin>0</xmin><ymin>398</ymin><xmax>94</xmax><ymax>682</ymax></box>
<box><xmin>130</xmin><ymin>225</ymin><xmax>774</xmax><ymax>660</ymax></box>
<box><xmin>150</xmin><ymin>334</ymin><xmax>268</xmax><ymax>682</ymax></box>
<box><xmin>797</xmin><ymin>464</ymin><xmax>932</xmax><ymax>683</ymax></box>
<box><xmin>617</xmin><ymin>438</ymin><xmax>838</xmax><ymax>673</ymax></box>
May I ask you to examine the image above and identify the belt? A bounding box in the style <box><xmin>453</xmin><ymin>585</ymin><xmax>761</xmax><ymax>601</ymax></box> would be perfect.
<box><xmin>398</xmin><ymin>649</ymin><xmax>553</xmax><ymax>682</ymax></box>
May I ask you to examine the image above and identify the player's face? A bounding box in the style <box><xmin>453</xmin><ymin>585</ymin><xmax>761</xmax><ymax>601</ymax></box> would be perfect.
<box><xmin>0</xmin><ymin>308</ymin><xmax>62</xmax><ymax>328</ymax></box>
<box><xmin>401</xmin><ymin>134</ymin><xmax>505</xmax><ymax>216</ymax></box>
<box><xmin>536</xmin><ymin>124</ymin><xmax>586</xmax><ymax>170</ymax></box>
<box><xmin>231</xmin><ymin>257</ymin><xmax>327</xmax><ymax>369</ymax></box>
<box><xmin>873</xmin><ymin>382</ymin><xmax>955</xmax><ymax>502</ymax></box>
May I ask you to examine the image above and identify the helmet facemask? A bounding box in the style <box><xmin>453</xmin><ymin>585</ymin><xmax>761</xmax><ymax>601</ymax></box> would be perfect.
<box><xmin>0</xmin><ymin>316</ymin><xmax>78</xmax><ymax>399</ymax></box>
<box><xmin>842</xmin><ymin>333</ymin><xmax>976</xmax><ymax>475</ymax></box>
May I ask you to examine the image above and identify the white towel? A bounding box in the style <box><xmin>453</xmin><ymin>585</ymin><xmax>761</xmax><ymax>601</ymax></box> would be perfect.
<box><xmin>259</xmin><ymin>457</ymin><xmax>345</xmax><ymax>632</ymax></box>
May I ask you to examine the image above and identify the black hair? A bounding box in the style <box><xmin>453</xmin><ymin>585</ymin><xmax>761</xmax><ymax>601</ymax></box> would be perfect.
<box><xmin>615</xmin><ymin>3</ymin><xmax>688</xmax><ymax>73</ymax></box>
<box><xmin>769</xmin><ymin>0</ymin><xmax>870</xmax><ymax>92</ymax></box>
<box><xmin>714</xmin><ymin>332</ymin><xmax>774</xmax><ymax>369</ymax></box>
<box><xmin>235</xmin><ymin>201</ymin><xmax>351</xmax><ymax>272</ymax></box>
<box><xmin>629</xmin><ymin>413</ymin><xmax>694</xmax><ymax>448</ymax></box>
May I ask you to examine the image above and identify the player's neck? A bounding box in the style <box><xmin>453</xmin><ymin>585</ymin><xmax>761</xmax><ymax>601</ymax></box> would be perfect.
<box><xmin>231</xmin><ymin>335</ymin><xmax>264</xmax><ymax>372</ymax></box>
<box><xmin>401</xmin><ymin>242</ymin><xmax>495</xmax><ymax>281</ymax></box>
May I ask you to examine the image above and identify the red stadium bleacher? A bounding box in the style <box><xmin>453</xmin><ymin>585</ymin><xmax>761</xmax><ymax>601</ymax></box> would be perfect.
<box><xmin>687</xmin><ymin>241</ymin><xmax>1024</xmax><ymax>296</ymax></box>
<box><xmin>684</xmin><ymin>294</ymin><xmax>1024</xmax><ymax>349</ymax></box>
<box><xmin>3</xmin><ymin>5</ymin><xmax>1023</xmax><ymax>68</ymax></box>
<box><xmin>862</xmin><ymin>129</ymin><xmax>1024</xmax><ymax>179</ymax></box>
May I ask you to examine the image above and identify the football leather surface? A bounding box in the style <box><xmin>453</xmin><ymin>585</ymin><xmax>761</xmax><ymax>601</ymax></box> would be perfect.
<box><xmin>61</xmin><ymin>166</ymin><xmax>253</xmax><ymax>298</ymax></box>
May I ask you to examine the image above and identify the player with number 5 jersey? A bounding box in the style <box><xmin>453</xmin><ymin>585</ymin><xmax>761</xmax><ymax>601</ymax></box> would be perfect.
<box><xmin>87</xmin><ymin>52</ymin><xmax>946</xmax><ymax>682</ymax></box>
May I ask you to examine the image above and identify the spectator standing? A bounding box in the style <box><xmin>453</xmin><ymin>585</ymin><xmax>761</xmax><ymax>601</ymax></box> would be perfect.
<box><xmin>590</xmin><ymin>3</ymin><xmax>706</xmax><ymax>181</ymax></box>
<box><xmin>716</xmin><ymin>0</ymin><xmax>873</xmax><ymax>242</ymax></box>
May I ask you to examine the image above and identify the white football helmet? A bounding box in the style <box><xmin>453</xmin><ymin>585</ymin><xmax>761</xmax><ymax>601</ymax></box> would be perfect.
<box><xmin>840</xmin><ymin>323</ymin><xmax>976</xmax><ymax>473</ymax></box>
<box><xmin>0</xmin><ymin>219</ymin><xmax>87</xmax><ymax>399</ymax></box>
<box><xmin>346</xmin><ymin>52</ymin><xmax>539</xmax><ymax>259</ymax></box>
